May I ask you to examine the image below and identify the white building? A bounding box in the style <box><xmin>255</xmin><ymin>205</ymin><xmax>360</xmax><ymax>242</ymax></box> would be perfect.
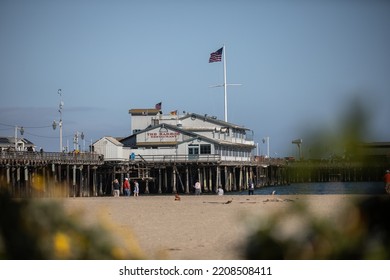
<box><xmin>94</xmin><ymin>108</ymin><xmax>256</xmax><ymax>163</ymax></box>
<box><xmin>0</xmin><ymin>136</ymin><xmax>35</xmax><ymax>151</ymax></box>
<box><xmin>93</xmin><ymin>136</ymin><xmax>124</xmax><ymax>161</ymax></box>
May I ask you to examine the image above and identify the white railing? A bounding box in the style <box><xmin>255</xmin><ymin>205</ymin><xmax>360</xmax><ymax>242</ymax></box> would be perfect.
<box><xmin>134</xmin><ymin>154</ymin><xmax>221</xmax><ymax>163</ymax></box>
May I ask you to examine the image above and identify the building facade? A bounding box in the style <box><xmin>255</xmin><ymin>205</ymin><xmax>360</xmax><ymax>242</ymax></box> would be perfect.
<box><xmin>95</xmin><ymin>108</ymin><xmax>256</xmax><ymax>163</ymax></box>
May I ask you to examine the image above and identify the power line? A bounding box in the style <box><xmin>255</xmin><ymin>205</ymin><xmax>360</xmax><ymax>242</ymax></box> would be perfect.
<box><xmin>0</xmin><ymin>122</ymin><xmax>15</xmax><ymax>128</ymax></box>
<box><xmin>0</xmin><ymin>122</ymin><xmax>52</xmax><ymax>129</ymax></box>
<box><xmin>23</xmin><ymin>131</ymin><xmax>58</xmax><ymax>139</ymax></box>
<box><xmin>24</xmin><ymin>131</ymin><xmax>74</xmax><ymax>139</ymax></box>
<box><xmin>0</xmin><ymin>122</ymin><xmax>73</xmax><ymax>138</ymax></box>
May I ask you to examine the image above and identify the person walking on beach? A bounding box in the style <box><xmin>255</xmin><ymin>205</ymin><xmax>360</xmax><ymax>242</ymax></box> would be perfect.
<box><xmin>113</xmin><ymin>179</ymin><xmax>120</xmax><ymax>197</ymax></box>
<box><xmin>194</xmin><ymin>180</ymin><xmax>201</xmax><ymax>195</ymax></box>
<box><xmin>133</xmin><ymin>180</ymin><xmax>139</xmax><ymax>197</ymax></box>
<box><xmin>123</xmin><ymin>178</ymin><xmax>130</xmax><ymax>196</ymax></box>
<box><xmin>384</xmin><ymin>170</ymin><xmax>390</xmax><ymax>194</ymax></box>
<box><xmin>248</xmin><ymin>180</ymin><xmax>255</xmax><ymax>195</ymax></box>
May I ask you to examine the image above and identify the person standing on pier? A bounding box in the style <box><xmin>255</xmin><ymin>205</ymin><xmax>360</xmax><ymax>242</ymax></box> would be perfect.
<box><xmin>133</xmin><ymin>180</ymin><xmax>139</xmax><ymax>197</ymax></box>
<box><xmin>385</xmin><ymin>170</ymin><xmax>390</xmax><ymax>194</ymax></box>
<box><xmin>113</xmin><ymin>179</ymin><xmax>120</xmax><ymax>197</ymax></box>
<box><xmin>123</xmin><ymin>178</ymin><xmax>131</xmax><ymax>196</ymax></box>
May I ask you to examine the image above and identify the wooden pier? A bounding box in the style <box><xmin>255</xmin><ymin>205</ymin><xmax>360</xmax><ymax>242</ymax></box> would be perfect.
<box><xmin>0</xmin><ymin>151</ymin><xmax>103</xmax><ymax>197</ymax></box>
<box><xmin>285</xmin><ymin>159</ymin><xmax>387</xmax><ymax>183</ymax></box>
<box><xmin>106</xmin><ymin>155</ymin><xmax>388</xmax><ymax>195</ymax></box>
<box><xmin>1</xmin><ymin>151</ymin><xmax>388</xmax><ymax>197</ymax></box>
<box><xmin>105</xmin><ymin>155</ymin><xmax>287</xmax><ymax>195</ymax></box>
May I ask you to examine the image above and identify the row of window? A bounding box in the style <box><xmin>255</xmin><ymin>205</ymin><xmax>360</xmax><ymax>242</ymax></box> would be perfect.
<box><xmin>188</xmin><ymin>144</ymin><xmax>211</xmax><ymax>155</ymax></box>
<box><xmin>188</xmin><ymin>144</ymin><xmax>252</xmax><ymax>157</ymax></box>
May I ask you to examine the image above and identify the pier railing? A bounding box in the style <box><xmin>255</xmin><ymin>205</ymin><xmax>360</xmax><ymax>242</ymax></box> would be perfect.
<box><xmin>0</xmin><ymin>151</ymin><xmax>104</xmax><ymax>165</ymax></box>
<box><xmin>0</xmin><ymin>151</ymin><xmax>286</xmax><ymax>166</ymax></box>
<box><xmin>133</xmin><ymin>154</ymin><xmax>287</xmax><ymax>166</ymax></box>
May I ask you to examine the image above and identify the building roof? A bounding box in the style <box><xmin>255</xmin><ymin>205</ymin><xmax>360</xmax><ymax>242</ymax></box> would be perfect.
<box><xmin>360</xmin><ymin>142</ymin><xmax>390</xmax><ymax>148</ymax></box>
<box><xmin>0</xmin><ymin>136</ymin><xmax>34</xmax><ymax>147</ymax></box>
<box><xmin>128</xmin><ymin>108</ymin><xmax>161</xmax><ymax>116</ymax></box>
<box><xmin>179</xmin><ymin>112</ymin><xmax>250</xmax><ymax>131</ymax></box>
<box><xmin>0</xmin><ymin>137</ymin><xmax>10</xmax><ymax>145</ymax></box>
<box><xmin>94</xmin><ymin>136</ymin><xmax>123</xmax><ymax>146</ymax></box>
<box><xmin>359</xmin><ymin>142</ymin><xmax>390</xmax><ymax>157</ymax></box>
<box><xmin>120</xmin><ymin>123</ymin><xmax>255</xmax><ymax>149</ymax></box>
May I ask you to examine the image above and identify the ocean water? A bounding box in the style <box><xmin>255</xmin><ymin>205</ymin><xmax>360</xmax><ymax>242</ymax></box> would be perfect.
<box><xmin>234</xmin><ymin>182</ymin><xmax>386</xmax><ymax>195</ymax></box>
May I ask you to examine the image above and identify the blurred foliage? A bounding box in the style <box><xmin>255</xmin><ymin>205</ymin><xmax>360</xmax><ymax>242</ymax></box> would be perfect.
<box><xmin>288</xmin><ymin>94</ymin><xmax>388</xmax><ymax>182</ymax></box>
<box><xmin>0</xmin><ymin>188</ymin><xmax>143</xmax><ymax>260</ymax></box>
<box><xmin>302</xmin><ymin>94</ymin><xmax>372</xmax><ymax>161</ymax></box>
<box><xmin>245</xmin><ymin>196</ymin><xmax>390</xmax><ymax>259</ymax></box>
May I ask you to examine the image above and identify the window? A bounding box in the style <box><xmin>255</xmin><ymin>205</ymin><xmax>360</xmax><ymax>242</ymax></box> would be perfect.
<box><xmin>200</xmin><ymin>144</ymin><xmax>211</xmax><ymax>154</ymax></box>
<box><xmin>188</xmin><ymin>144</ymin><xmax>199</xmax><ymax>155</ymax></box>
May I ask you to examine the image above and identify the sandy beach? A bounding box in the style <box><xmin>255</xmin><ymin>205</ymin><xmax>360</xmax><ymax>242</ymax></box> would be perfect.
<box><xmin>61</xmin><ymin>194</ymin><xmax>363</xmax><ymax>260</ymax></box>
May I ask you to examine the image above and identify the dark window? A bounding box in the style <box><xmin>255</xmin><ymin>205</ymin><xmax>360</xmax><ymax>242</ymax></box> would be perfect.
<box><xmin>200</xmin><ymin>144</ymin><xmax>211</xmax><ymax>154</ymax></box>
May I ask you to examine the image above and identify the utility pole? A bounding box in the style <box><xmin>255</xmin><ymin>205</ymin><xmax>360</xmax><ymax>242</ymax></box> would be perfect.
<box><xmin>52</xmin><ymin>89</ymin><xmax>64</xmax><ymax>152</ymax></box>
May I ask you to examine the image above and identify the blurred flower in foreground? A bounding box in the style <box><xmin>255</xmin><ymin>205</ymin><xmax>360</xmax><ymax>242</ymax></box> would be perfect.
<box><xmin>245</xmin><ymin>196</ymin><xmax>390</xmax><ymax>259</ymax></box>
<box><xmin>0</xmin><ymin>188</ymin><xmax>143</xmax><ymax>259</ymax></box>
<box><xmin>54</xmin><ymin>232</ymin><xmax>71</xmax><ymax>258</ymax></box>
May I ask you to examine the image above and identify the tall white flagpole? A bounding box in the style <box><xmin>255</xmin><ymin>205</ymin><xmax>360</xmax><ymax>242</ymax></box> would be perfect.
<box><xmin>209</xmin><ymin>45</ymin><xmax>241</xmax><ymax>123</ymax></box>
<box><xmin>223</xmin><ymin>44</ymin><xmax>228</xmax><ymax>122</ymax></box>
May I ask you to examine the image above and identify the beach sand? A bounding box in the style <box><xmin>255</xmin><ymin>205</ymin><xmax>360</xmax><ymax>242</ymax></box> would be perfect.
<box><xmin>61</xmin><ymin>194</ymin><xmax>361</xmax><ymax>260</ymax></box>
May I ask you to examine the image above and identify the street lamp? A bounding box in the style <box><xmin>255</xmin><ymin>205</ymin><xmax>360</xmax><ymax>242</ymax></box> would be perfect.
<box><xmin>52</xmin><ymin>120</ymin><xmax>62</xmax><ymax>151</ymax></box>
<box><xmin>52</xmin><ymin>89</ymin><xmax>63</xmax><ymax>152</ymax></box>
<box><xmin>292</xmin><ymin>138</ymin><xmax>303</xmax><ymax>160</ymax></box>
<box><xmin>14</xmin><ymin>126</ymin><xmax>24</xmax><ymax>150</ymax></box>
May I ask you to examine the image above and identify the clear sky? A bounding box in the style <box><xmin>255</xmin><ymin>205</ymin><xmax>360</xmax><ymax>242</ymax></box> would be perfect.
<box><xmin>1</xmin><ymin>0</ymin><xmax>389</xmax><ymax>157</ymax></box>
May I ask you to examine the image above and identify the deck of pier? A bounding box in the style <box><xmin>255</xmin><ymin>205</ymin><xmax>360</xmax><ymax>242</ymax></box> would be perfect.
<box><xmin>1</xmin><ymin>151</ymin><xmax>387</xmax><ymax>197</ymax></box>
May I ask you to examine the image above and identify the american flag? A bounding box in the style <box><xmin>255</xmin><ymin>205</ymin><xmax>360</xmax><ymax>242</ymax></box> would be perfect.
<box><xmin>209</xmin><ymin>47</ymin><xmax>223</xmax><ymax>63</ymax></box>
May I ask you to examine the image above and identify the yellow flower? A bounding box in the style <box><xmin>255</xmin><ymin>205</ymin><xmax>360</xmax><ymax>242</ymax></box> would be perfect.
<box><xmin>54</xmin><ymin>232</ymin><xmax>71</xmax><ymax>259</ymax></box>
<box><xmin>31</xmin><ymin>174</ymin><xmax>45</xmax><ymax>192</ymax></box>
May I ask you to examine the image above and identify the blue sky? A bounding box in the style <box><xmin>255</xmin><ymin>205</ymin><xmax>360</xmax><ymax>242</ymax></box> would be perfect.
<box><xmin>1</xmin><ymin>0</ymin><xmax>389</xmax><ymax>156</ymax></box>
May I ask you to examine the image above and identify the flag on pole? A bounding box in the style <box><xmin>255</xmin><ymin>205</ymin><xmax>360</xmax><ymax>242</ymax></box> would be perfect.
<box><xmin>155</xmin><ymin>102</ymin><xmax>162</xmax><ymax>110</ymax></box>
<box><xmin>209</xmin><ymin>47</ymin><xmax>223</xmax><ymax>63</ymax></box>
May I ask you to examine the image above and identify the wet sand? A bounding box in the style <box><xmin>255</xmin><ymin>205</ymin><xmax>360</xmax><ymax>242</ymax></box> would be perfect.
<box><xmin>61</xmin><ymin>194</ymin><xmax>361</xmax><ymax>259</ymax></box>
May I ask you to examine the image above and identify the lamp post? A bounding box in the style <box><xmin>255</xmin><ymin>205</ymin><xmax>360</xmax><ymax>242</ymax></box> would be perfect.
<box><xmin>52</xmin><ymin>89</ymin><xmax>63</xmax><ymax>152</ymax></box>
<box><xmin>73</xmin><ymin>131</ymin><xmax>84</xmax><ymax>152</ymax></box>
<box><xmin>14</xmin><ymin>126</ymin><xmax>24</xmax><ymax>150</ymax></box>
<box><xmin>262</xmin><ymin>137</ymin><xmax>270</xmax><ymax>158</ymax></box>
